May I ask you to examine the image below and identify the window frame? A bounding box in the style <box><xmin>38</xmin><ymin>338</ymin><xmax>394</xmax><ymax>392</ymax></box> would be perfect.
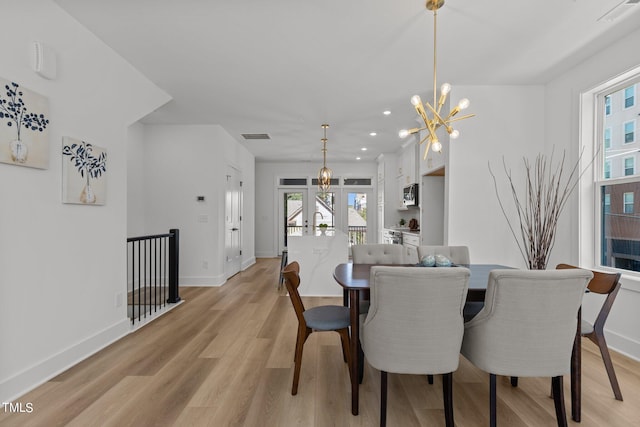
<box><xmin>624</xmin><ymin>156</ymin><xmax>635</xmax><ymax>176</ymax></box>
<box><xmin>624</xmin><ymin>85</ymin><xmax>635</xmax><ymax>109</ymax></box>
<box><xmin>580</xmin><ymin>67</ymin><xmax>640</xmax><ymax>278</ymax></box>
<box><xmin>623</xmin><ymin>120</ymin><xmax>635</xmax><ymax>144</ymax></box>
<box><xmin>623</xmin><ymin>191</ymin><xmax>634</xmax><ymax>214</ymax></box>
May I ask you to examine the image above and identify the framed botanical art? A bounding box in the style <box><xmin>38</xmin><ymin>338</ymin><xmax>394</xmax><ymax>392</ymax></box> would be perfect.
<box><xmin>0</xmin><ymin>78</ymin><xmax>50</xmax><ymax>169</ymax></box>
<box><xmin>62</xmin><ymin>137</ymin><xmax>107</xmax><ymax>205</ymax></box>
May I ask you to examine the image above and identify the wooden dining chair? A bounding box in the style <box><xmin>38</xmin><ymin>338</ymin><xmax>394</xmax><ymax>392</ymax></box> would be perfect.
<box><xmin>557</xmin><ymin>263</ymin><xmax>623</xmax><ymax>400</ymax></box>
<box><xmin>461</xmin><ymin>269</ymin><xmax>593</xmax><ymax>427</ymax></box>
<box><xmin>281</xmin><ymin>261</ymin><xmax>351</xmax><ymax>395</ymax></box>
<box><xmin>361</xmin><ymin>266</ymin><xmax>470</xmax><ymax>427</ymax></box>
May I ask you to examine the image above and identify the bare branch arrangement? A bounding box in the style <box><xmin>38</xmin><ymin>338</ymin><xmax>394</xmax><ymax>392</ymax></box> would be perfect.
<box><xmin>489</xmin><ymin>149</ymin><xmax>590</xmax><ymax>270</ymax></box>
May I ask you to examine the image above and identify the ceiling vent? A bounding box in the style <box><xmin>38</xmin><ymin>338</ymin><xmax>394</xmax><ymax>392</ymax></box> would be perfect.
<box><xmin>241</xmin><ymin>133</ymin><xmax>271</xmax><ymax>140</ymax></box>
<box><xmin>597</xmin><ymin>0</ymin><xmax>639</xmax><ymax>22</ymax></box>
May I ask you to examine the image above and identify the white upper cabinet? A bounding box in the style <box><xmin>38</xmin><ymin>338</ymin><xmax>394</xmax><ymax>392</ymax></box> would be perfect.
<box><xmin>400</xmin><ymin>140</ymin><xmax>418</xmax><ymax>185</ymax></box>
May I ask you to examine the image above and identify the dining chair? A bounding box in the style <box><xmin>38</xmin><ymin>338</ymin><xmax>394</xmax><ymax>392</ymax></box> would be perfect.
<box><xmin>281</xmin><ymin>261</ymin><xmax>351</xmax><ymax>395</ymax></box>
<box><xmin>557</xmin><ymin>263</ymin><xmax>623</xmax><ymax>400</ymax></box>
<box><xmin>351</xmin><ymin>243</ymin><xmax>405</xmax><ymax>264</ymax></box>
<box><xmin>460</xmin><ymin>269</ymin><xmax>593</xmax><ymax>427</ymax></box>
<box><xmin>417</xmin><ymin>245</ymin><xmax>470</xmax><ymax>265</ymax></box>
<box><xmin>350</xmin><ymin>243</ymin><xmax>407</xmax><ymax>383</ymax></box>
<box><xmin>417</xmin><ymin>246</ymin><xmax>480</xmax><ymax>322</ymax></box>
<box><xmin>361</xmin><ymin>266</ymin><xmax>470</xmax><ymax>427</ymax></box>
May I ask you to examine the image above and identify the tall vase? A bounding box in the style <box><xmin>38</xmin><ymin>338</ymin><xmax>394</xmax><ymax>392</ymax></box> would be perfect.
<box><xmin>10</xmin><ymin>139</ymin><xmax>28</xmax><ymax>163</ymax></box>
<box><xmin>80</xmin><ymin>179</ymin><xmax>96</xmax><ymax>204</ymax></box>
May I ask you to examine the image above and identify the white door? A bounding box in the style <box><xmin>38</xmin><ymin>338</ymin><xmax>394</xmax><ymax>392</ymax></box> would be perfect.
<box><xmin>278</xmin><ymin>189</ymin><xmax>308</xmax><ymax>255</ymax></box>
<box><xmin>225</xmin><ymin>167</ymin><xmax>242</xmax><ymax>278</ymax></box>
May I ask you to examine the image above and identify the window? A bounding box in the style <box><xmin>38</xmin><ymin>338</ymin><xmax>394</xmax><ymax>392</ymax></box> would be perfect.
<box><xmin>623</xmin><ymin>192</ymin><xmax>634</xmax><ymax>214</ymax></box>
<box><xmin>592</xmin><ymin>72</ymin><xmax>640</xmax><ymax>274</ymax></box>
<box><xmin>624</xmin><ymin>85</ymin><xmax>635</xmax><ymax>109</ymax></box>
<box><xmin>624</xmin><ymin>120</ymin><xmax>635</xmax><ymax>144</ymax></box>
<box><xmin>624</xmin><ymin>157</ymin><xmax>635</xmax><ymax>176</ymax></box>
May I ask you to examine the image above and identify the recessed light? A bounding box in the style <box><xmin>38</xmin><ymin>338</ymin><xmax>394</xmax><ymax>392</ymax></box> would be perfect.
<box><xmin>361</xmin><ymin>147</ymin><xmax>367</xmax><ymax>151</ymax></box>
<box><xmin>356</xmin><ymin>157</ymin><xmax>361</xmax><ymax>160</ymax></box>
<box><xmin>383</xmin><ymin>110</ymin><xmax>391</xmax><ymax>115</ymax></box>
<box><xmin>369</xmin><ymin>132</ymin><xmax>377</xmax><ymax>136</ymax></box>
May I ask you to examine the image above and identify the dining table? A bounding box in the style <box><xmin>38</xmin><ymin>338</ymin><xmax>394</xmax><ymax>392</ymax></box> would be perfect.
<box><xmin>333</xmin><ymin>263</ymin><xmax>583</xmax><ymax>421</ymax></box>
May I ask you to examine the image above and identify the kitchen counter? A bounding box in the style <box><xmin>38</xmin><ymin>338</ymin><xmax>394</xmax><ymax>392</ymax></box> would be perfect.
<box><xmin>287</xmin><ymin>231</ymin><xmax>348</xmax><ymax>296</ymax></box>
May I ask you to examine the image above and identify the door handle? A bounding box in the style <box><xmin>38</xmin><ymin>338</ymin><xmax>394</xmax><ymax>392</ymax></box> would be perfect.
<box><xmin>232</xmin><ymin>228</ymin><xmax>239</xmax><ymax>231</ymax></box>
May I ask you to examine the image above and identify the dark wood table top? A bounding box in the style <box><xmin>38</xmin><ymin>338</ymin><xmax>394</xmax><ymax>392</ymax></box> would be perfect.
<box><xmin>333</xmin><ymin>263</ymin><xmax>513</xmax><ymax>292</ymax></box>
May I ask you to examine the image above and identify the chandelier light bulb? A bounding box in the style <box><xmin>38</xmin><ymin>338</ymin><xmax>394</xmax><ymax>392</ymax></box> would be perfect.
<box><xmin>440</xmin><ymin>83</ymin><xmax>451</xmax><ymax>95</ymax></box>
<box><xmin>458</xmin><ymin>98</ymin><xmax>470</xmax><ymax>110</ymax></box>
<box><xmin>450</xmin><ymin>129</ymin><xmax>460</xmax><ymax>139</ymax></box>
<box><xmin>410</xmin><ymin>95</ymin><xmax>422</xmax><ymax>106</ymax></box>
<box><xmin>399</xmin><ymin>129</ymin><xmax>410</xmax><ymax>138</ymax></box>
<box><xmin>432</xmin><ymin>140</ymin><xmax>442</xmax><ymax>153</ymax></box>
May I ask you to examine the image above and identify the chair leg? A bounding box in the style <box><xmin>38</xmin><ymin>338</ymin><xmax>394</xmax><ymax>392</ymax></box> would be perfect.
<box><xmin>551</xmin><ymin>376</ymin><xmax>568</xmax><ymax>427</ymax></box>
<box><xmin>358</xmin><ymin>339</ymin><xmax>365</xmax><ymax>384</ymax></box>
<box><xmin>380</xmin><ymin>371</ymin><xmax>388</xmax><ymax>427</ymax></box>
<box><xmin>490</xmin><ymin>374</ymin><xmax>497</xmax><ymax>427</ymax></box>
<box><xmin>428</xmin><ymin>374</ymin><xmax>434</xmax><ymax>384</ymax></box>
<box><xmin>442</xmin><ymin>372</ymin><xmax>454</xmax><ymax>427</ymax></box>
<box><xmin>291</xmin><ymin>327</ymin><xmax>309</xmax><ymax>395</ymax></box>
<box><xmin>511</xmin><ymin>376</ymin><xmax>518</xmax><ymax>387</ymax></box>
<box><xmin>338</xmin><ymin>328</ymin><xmax>351</xmax><ymax>365</ymax></box>
<box><xmin>589</xmin><ymin>332</ymin><xmax>623</xmax><ymax>400</ymax></box>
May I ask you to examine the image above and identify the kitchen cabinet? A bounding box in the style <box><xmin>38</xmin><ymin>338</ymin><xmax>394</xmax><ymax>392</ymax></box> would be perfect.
<box><xmin>400</xmin><ymin>140</ymin><xmax>417</xmax><ymax>186</ymax></box>
<box><xmin>376</xmin><ymin>153</ymin><xmax>399</xmax><ymax>241</ymax></box>
<box><xmin>402</xmin><ymin>232</ymin><xmax>420</xmax><ymax>264</ymax></box>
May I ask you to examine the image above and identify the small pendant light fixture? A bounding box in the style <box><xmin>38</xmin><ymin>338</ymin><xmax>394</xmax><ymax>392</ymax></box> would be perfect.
<box><xmin>318</xmin><ymin>124</ymin><xmax>332</xmax><ymax>193</ymax></box>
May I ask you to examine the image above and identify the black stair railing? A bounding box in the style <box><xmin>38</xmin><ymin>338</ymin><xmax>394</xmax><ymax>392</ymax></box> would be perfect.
<box><xmin>126</xmin><ymin>228</ymin><xmax>180</xmax><ymax>324</ymax></box>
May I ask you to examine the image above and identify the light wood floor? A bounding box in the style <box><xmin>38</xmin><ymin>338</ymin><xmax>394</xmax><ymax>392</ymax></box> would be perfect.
<box><xmin>2</xmin><ymin>258</ymin><xmax>639</xmax><ymax>426</ymax></box>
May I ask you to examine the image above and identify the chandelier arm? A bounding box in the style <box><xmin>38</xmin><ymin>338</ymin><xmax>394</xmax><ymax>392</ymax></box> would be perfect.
<box><xmin>414</xmin><ymin>104</ymin><xmax>430</xmax><ymax>126</ymax></box>
<box><xmin>423</xmin><ymin>139</ymin><xmax>434</xmax><ymax>160</ymax></box>
<box><xmin>447</xmin><ymin>113</ymin><xmax>476</xmax><ymax>123</ymax></box>
<box><xmin>425</xmin><ymin>102</ymin><xmax>448</xmax><ymax>127</ymax></box>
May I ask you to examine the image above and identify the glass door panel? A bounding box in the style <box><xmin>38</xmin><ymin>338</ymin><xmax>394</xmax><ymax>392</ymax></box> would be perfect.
<box><xmin>346</xmin><ymin>191</ymin><xmax>370</xmax><ymax>247</ymax></box>
<box><xmin>314</xmin><ymin>191</ymin><xmax>335</xmax><ymax>236</ymax></box>
<box><xmin>279</xmin><ymin>189</ymin><xmax>308</xmax><ymax>253</ymax></box>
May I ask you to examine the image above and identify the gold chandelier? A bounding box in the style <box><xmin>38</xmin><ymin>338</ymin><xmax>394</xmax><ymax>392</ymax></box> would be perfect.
<box><xmin>318</xmin><ymin>124</ymin><xmax>332</xmax><ymax>193</ymax></box>
<box><xmin>399</xmin><ymin>0</ymin><xmax>474</xmax><ymax>160</ymax></box>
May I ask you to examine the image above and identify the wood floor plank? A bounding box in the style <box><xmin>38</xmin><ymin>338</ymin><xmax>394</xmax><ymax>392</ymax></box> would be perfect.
<box><xmin>3</xmin><ymin>258</ymin><xmax>640</xmax><ymax>426</ymax></box>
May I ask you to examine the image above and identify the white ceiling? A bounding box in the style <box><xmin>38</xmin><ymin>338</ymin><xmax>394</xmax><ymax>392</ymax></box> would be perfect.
<box><xmin>54</xmin><ymin>0</ymin><xmax>640</xmax><ymax>163</ymax></box>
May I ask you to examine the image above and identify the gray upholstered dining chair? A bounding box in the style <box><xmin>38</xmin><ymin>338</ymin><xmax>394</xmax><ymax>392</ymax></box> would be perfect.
<box><xmin>361</xmin><ymin>266</ymin><xmax>470</xmax><ymax>427</ymax></box>
<box><xmin>417</xmin><ymin>245</ymin><xmax>480</xmax><ymax>321</ymax></box>
<box><xmin>460</xmin><ymin>269</ymin><xmax>593</xmax><ymax>427</ymax></box>
<box><xmin>417</xmin><ymin>245</ymin><xmax>470</xmax><ymax>264</ymax></box>
<box><xmin>351</xmin><ymin>243</ymin><xmax>405</xmax><ymax>264</ymax></box>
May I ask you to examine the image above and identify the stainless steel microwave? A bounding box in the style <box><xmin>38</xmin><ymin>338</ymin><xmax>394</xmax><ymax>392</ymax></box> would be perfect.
<box><xmin>403</xmin><ymin>183</ymin><xmax>418</xmax><ymax>207</ymax></box>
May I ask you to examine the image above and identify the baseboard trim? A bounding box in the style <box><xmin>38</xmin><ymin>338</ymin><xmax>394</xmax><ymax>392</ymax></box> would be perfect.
<box><xmin>606</xmin><ymin>329</ymin><xmax>640</xmax><ymax>362</ymax></box>
<box><xmin>1</xmin><ymin>318</ymin><xmax>130</xmax><ymax>402</ymax></box>
<box><xmin>179</xmin><ymin>274</ymin><xmax>226</xmax><ymax>286</ymax></box>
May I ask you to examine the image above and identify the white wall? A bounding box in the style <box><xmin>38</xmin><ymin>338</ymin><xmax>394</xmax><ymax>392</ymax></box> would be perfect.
<box><xmin>127</xmin><ymin>122</ymin><xmax>146</xmax><ymax>236</ymax></box>
<box><xmin>545</xmin><ymin>27</ymin><xmax>640</xmax><ymax>359</ymax></box>
<box><xmin>138</xmin><ymin>125</ymin><xmax>255</xmax><ymax>286</ymax></box>
<box><xmin>255</xmin><ymin>161</ymin><xmax>377</xmax><ymax>257</ymax></box>
<box><xmin>0</xmin><ymin>0</ymin><xmax>170</xmax><ymax>401</ymax></box>
<box><xmin>447</xmin><ymin>85</ymin><xmax>546</xmax><ymax>268</ymax></box>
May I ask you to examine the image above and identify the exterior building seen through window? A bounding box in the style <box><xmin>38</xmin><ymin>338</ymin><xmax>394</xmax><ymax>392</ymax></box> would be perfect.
<box><xmin>598</xmin><ymin>81</ymin><xmax>640</xmax><ymax>272</ymax></box>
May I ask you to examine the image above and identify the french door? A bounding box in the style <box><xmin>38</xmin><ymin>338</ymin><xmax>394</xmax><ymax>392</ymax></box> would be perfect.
<box><xmin>278</xmin><ymin>187</ymin><xmax>373</xmax><ymax>255</ymax></box>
